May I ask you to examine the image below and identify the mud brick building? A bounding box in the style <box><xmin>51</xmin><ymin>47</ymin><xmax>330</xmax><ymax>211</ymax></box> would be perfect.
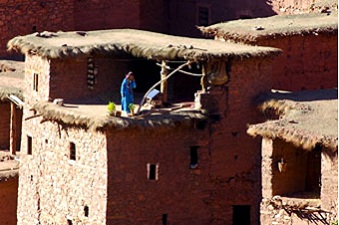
<box><xmin>199</xmin><ymin>12</ymin><xmax>338</xmax><ymax>91</ymax></box>
<box><xmin>1</xmin><ymin>0</ymin><xmax>336</xmax><ymax>58</ymax></box>
<box><xmin>0</xmin><ymin>61</ymin><xmax>24</xmax><ymax>152</ymax></box>
<box><xmin>2</xmin><ymin>10</ymin><xmax>338</xmax><ymax>225</ymax></box>
<box><xmin>247</xmin><ymin>89</ymin><xmax>338</xmax><ymax>224</ymax></box>
<box><xmin>8</xmin><ymin>28</ymin><xmax>282</xmax><ymax>225</ymax></box>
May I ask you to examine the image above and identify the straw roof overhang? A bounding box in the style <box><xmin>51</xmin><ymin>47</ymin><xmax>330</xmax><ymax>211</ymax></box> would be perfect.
<box><xmin>247</xmin><ymin>89</ymin><xmax>338</xmax><ymax>151</ymax></box>
<box><xmin>199</xmin><ymin>12</ymin><xmax>338</xmax><ymax>44</ymax></box>
<box><xmin>0</xmin><ymin>60</ymin><xmax>25</xmax><ymax>102</ymax></box>
<box><xmin>7</xmin><ymin>29</ymin><xmax>281</xmax><ymax>61</ymax></box>
<box><xmin>0</xmin><ymin>86</ymin><xmax>23</xmax><ymax>102</ymax></box>
<box><xmin>32</xmin><ymin>101</ymin><xmax>207</xmax><ymax>131</ymax></box>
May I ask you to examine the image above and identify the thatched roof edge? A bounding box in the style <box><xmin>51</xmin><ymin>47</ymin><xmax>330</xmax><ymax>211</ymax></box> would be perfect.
<box><xmin>247</xmin><ymin>122</ymin><xmax>338</xmax><ymax>151</ymax></box>
<box><xmin>7</xmin><ymin>30</ymin><xmax>282</xmax><ymax>61</ymax></box>
<box><xmin>0</xmin><ymin>86</ymin><xmax>24</xmax><ymax>102</ymax></box>
<box><xmin>32</xmin><ymin>102</ymin><xmax>207</xmax><ymax>131</ymax></box>
<box><xmin>200</xmin><ymin>26</ymin><xmax>338</xmax><ymax>44</ymax></box>
<box><xmin>199</xmin><ymin>12</ymin><xmax>338</xmax><ymax>44</ymax></box>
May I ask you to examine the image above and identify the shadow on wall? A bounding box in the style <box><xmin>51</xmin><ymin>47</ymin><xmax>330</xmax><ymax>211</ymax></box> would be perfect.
<box><xmin>168</xmin><ymin>0</ymin><xmax>277</xmax><ymax>37</ymax></box>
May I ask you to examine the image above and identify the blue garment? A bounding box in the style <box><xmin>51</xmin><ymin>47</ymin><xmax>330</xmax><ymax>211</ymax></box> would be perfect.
<box><xmin>120</xmin><ymin>78</ymin><xmax>136</xmax><ymax>113</ymax></box>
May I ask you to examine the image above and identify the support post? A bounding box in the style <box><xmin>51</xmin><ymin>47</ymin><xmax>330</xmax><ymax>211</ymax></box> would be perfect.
<box><xmin>160</xmin><ymin>60</ymin><xmax>169</xmax><ymax>103</ymax></box>
<box><xmin>10</xmin><ymin>102</ymin><xmax>17</xmax><ymax>155</ymax></box>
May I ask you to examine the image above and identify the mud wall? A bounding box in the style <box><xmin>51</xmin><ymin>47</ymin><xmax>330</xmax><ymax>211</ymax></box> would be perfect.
<box><xmin>260</xmin><ymin>138</ymin><xmax>337</xmax><ymax>225</ymax></box>
<box><xmin>73</xmin><ymin>0</ymin><xmax>141</xmax><ymax>31</ymax></box>
<box><xmin>0</xmin><ymin>102</ymin><xmax>10</xmax><ymax>149</ymax></box>
<box><xmin>48</xmin><ymin>56</ymin><xmax>132</xmax><ymax>102</ymax></box>
<box><xmin>0</xmin><ymin>175</ymin><xmax>18</xmax><ymax>225</ymax></box>
<box><xmin>0</xmin><ymin>0</ymin><xmax>74</xmax><ymax>58</ymax></box>
<box><xmin>321</xmin><ymin>147</ymin><xmax>338</xmax><ymax>223</ymax></box>
<box><xmin>17</xmin><ymin>117</ymin><xmax>108</xmax><ymax>225</ymax></box>
<box><xmin>257</xmin><ymin>34</ymin><xmax>338</xmax><ymax>92</ymax></box>
<box><xmin>106</xmin><ymin>126</ymin><xmax>209</xmax><ymax>225</ymax></box>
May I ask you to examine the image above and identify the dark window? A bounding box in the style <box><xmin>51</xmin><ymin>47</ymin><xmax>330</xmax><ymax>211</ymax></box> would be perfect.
<box><xmin>33</xmin><ymin>73</ymin><xmax>39</xmax><ymax>91</ymax></box>
<box><xmin>148</xmin><ymin>164</ymin><xmax>157</xmax><ymax>180</ymax></box>
<box><xmin>27</xmin><ymin>135</ymin><xmax>32</xmax><ymax>155</ymax></box>
<box><xmin>233</xmin><ymin>205</ymin><xmax>250</xmax><ymax>225</ymax></box>
<box><xmin>305</xmin><ymin>145</ymin><xmax>321</xmax><ymax>194</ymax></box>
<box><xmin>162</xmin><ymin>214</ymin><xmax>168</xmax><ymax>225</ymax></box>
<box><xmin>190</xmin><ymin>146</ymin><xmax>199</xmax><ymax>169</ymax></box>
<box><xmin>70</xmin><ymin>142</ymin><xmax>76</xmax><ymax>160</ymax></box>
<box><xmin>84</xmin><ymin>206</ymin><xmax>89</xmax><ymax>217</ymax></box>
<box><xmin>197</xmin><ymin>6</ymin><xmax>209</xmax><ymax>26</ymax></box>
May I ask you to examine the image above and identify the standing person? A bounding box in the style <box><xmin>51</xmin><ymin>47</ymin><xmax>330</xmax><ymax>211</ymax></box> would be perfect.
<box><xmin>120</xmin><ymin>71</ymin><xmax>136</xmax><ymax>115</ymax></box>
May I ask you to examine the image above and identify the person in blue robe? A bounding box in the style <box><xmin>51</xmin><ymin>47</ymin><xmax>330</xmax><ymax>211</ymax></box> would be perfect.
<box><xmin>120</xmin><ymin>71</ymin><xmax>136</xmax><ymax>114</ymax></box>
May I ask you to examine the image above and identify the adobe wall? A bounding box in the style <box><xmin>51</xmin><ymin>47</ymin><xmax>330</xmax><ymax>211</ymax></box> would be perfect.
<box><xmin>0</xmin><ymin>175</ymin><xmax>18</xmax><ymax>225</ymax></box>
<box><xmin>256</xmin><ymin>34</ymin><xmax>338</xmax><ymax>91</ymax></box>
<box><xmin>17</xmin><ymin>114</ymin><xmax>108</xmax><ymax>225</ymax></box>
<box><xmin>73</xmin><ymin>0</ymin><xmax>141</xmax><ymax>31</ymax></box>
<box><xmin>49</xmin><ymin>57</ymin><xmax>134</xmax><ymax>102</ymax></box>
<box><xmin>0</xmin><ymin>0</ymin><xmax>74</xmax><ymax>58</ymax></box>
<box><xmin>0</xmin><ymin>102</ymin><xmax>10</xmax><ymax>149</ymax></box>
<box><xmin>321</xmin><ymin>147</ymin><xmax>338</xmax><ymax>222</ymax></box>
<box><xmin>271</xmin><ymin>140</ymin><xmax>309</xmax><ymax>196</ymax></box>
<box><xmin>261</xmin><ymin>138</ymin><xmax>315</xmax><ymax>197</ymax></box>
<box><xmin>194</xmin><ymin>57</ymin><xmax>277</xmax><ymax>224</ymax></box>
<box><xmin>260</xmin><ymin>138</ymin><xmax>337</xmax><ymax>225</ymax></box>
<box><xmin>168</xmin><ymin>0</ymin><xmax>275</xmax><ymax>37</ymax></box>
<box><xmin>106</xmin><ymin>126</ymin><xmax>210</xmax><ymax>225</ymax></box>
<box><xmin>24</xmin><ymin>55</ymin><xmax>51</xmax><ymax>105</ymax></box>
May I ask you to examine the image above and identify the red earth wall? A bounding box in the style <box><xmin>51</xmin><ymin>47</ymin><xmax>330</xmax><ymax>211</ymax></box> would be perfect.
<box><xmin>0</xmin><ymin>176</ymin><xmax>18</xmax><ymax>225</ymax></box>
<box><xmin>1</xmin><ymin>0</ymin><xmax>329</xmax><ymax>57</ymax></box>
<box><xmin>0</xmin><ymin>103</ymin><xmax>10</xmax><ymax>149</ymax></box>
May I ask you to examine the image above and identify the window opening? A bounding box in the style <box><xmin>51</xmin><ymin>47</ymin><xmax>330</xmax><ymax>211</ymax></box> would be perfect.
<box><xmin>162</xmin><ymin>214</ymin><xmax>168</xmax><ymax>225</ymax></box>
<box><xmin>67</xmin><ymin>219</ymin><xmax>73</xmax><ymax>225</ymax></box>
<box><xmin>190</xmin><ymin>146</ymin><xmax>199</xmax><ymax>169</ymax></box>
<box><xmin>27</xmin><ymin>135</ymin><xmax>32</xmax><ymax>155</ymax></box>
<box><xmin>232</xmin><ymin>205</ymin><xmax>250</xmax><ymax>225</ymax></box>
<box><xmin>197</xmin><ymin>6</ymin><xmax>209</xmax><ymax>26</ymax></box>
<box><xmin>271</xmin><ymin>141</ymin><xmax>321</xmax><ymax>198</ymax></box>
<box><xmin>147</xmin><ymin>163</ymin><xmax>158</xmax><ymax>180</ymax></box>
<box><xmin>84</xmin><ymin>205</ymin><xmax>89</xmax><ymax>217</ymax></box>
<box><xmin>87</xmin><ymin>57</ymin><xmax>98</xmax><ymax>90</ymax></box>
<box><xmin>33</xmin><ymin>73</ymin><xmax>39</xmax><ymax>91</ymax></box>
<box><xmin>69</xmin><ymin>142</ymin><xmax>76</xmax><ymax>160</ymax></box>
<box><xmin>305</xmin><ymin>145</ymin><xmax>321</xmax><ymax>194</ymax></box>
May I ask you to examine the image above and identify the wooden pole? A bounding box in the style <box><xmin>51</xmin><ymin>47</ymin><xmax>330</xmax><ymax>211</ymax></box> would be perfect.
<box><xmin>10</xmin><ymin>102</ymin><xmax>17</xmax><ymax>155</ymax></box>
<box><xmin>160</xmin><ymin>60</ymin><xmax>169</xmax><ymax>103</ymax></box>
<box><xmin>136</xmin><ymin>61</ymin><xmax>192</xmax><ymax>115</ymax></box>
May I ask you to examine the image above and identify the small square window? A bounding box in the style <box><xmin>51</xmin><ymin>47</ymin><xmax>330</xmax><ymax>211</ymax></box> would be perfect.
<box><xmin>27</xmin><ymin>135</ymin><xmax>32</xmax><ymax>155</ymax></box>
<box><xmin>69</xmin><ymin>142</ymin><xmax>76</xmax><ymax>160</ymax></box>
<box><xmin>162</xmin><ymin>214</ymin><xmax>168</xmax><ymax>225</ymax></box>
<box><xmin>84</xmin><ymin>205</ymin><xmax>89</xmax><ymax>217</ymax></box>
<box><xmin>147</xmin><ymin>163</ymin><xmax>158</xmax><ymax>180</ymax></box>
<box><xmin>190</xmin><ymin>146</ymin><xmax>199</xmax><ymax>169</ymax></box>
<box><xmin>33</xmin><ymin>73</ymin><xmax>39</xmax><ymax>91</ymax></box>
